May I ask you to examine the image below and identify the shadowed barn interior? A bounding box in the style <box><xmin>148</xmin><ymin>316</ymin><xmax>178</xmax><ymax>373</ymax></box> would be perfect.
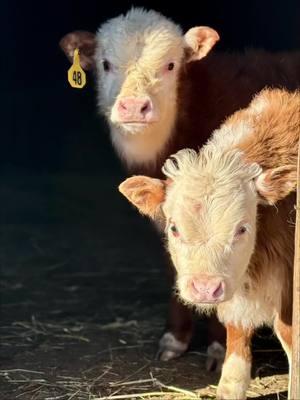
<box><xmin>1</xmin><ymin>1</ymin><xmax>300</xmax><ymax>399</ymax></box>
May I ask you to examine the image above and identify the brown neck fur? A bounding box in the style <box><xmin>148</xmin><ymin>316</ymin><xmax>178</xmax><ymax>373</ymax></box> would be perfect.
<box><xmin>249</xmin><ymin>193</ymin><xmax>295</xmax><ymax>322</ymax></box>
<box><xmin>127</xmin><ymin>50</ymin><xmax>300</xmax><ymax>178</ymax></box>
<box><xmin>237</xmin><ymin>89</ymin><xmax>300</xmax><ymax>168</ymax></box>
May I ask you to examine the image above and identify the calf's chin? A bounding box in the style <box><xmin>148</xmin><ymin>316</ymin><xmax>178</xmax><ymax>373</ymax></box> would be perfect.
<box><xmin>116</xmin><ymin>122</ymin><xmax>151</xmax><ymax>135</ymax></box>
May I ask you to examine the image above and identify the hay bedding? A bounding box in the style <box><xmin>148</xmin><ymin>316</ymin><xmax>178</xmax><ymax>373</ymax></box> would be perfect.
<box><xmin>0</xmin><ymin>366</ymin><xmax>289</xmax><ymax>399</ymax></box>
<box><xmin>0</xmin><ymin>313</ymin><xmax>289</xmax><ymax>400</ymax></box>
<box><xmin>0</xmin><ymin>173</ymin><xmax>290</xmax><ymax>400</ymax></box>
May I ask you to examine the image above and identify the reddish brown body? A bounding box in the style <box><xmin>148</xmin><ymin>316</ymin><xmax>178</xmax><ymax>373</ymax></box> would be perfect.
<box><xmin>129</xmin><ymin>50</ymin><xmax>300</xmax><ymax>178</ymax></box>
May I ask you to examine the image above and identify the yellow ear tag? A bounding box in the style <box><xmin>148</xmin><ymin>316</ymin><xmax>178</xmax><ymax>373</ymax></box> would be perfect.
<box><xmin>68</xmin><ymin>48</ymin><xmax>86</xmax><ymax>89</ymax></box>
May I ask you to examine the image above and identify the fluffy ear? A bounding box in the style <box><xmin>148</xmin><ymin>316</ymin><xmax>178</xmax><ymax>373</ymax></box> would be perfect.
<box><xmin>118</xmin><ymin>176</ymin><xmax>167</xmax><ymax>218</ymax></box>
<box><xmin>255</xmin><ymin>165</ymin><xmax>297</xmax><ymax>204</ymax></box>
<box><xmin>59</xmin><ymin>31</ymin><xmax>96</xmax><ymax>70</ymax></box>
<box><xmin>184</xmin><ymin>26</ymin><xmax>220</xmax><ymax>62</ymax></box>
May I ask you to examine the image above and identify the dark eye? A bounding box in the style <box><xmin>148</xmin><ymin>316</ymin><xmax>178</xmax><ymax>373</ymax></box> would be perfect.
<box><xmin>102</xmin><ymin>60</ymin><xmax>110</xmax><ymax>71</ymax></box>
<box><xmin>168</xmin><ymin>62</ymin><xmax>175</xmax><ymax>71</ymax></box>
<box><xmin>236</xmin><ymin>226</ymin><xmax>247</xmax><ymax>236</ymax></box>
<box><xmin>170</xmin><ymin>223</ymin><xmax>179</xmax><ymax>237</ymax></box>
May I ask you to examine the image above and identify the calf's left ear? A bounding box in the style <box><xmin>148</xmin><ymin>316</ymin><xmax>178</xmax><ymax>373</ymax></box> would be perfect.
<box><xmin>184</xmin><ymin>26</ymin><xmax>220</xmax><ymax>62</ymax></box>
<box><xmin>255</xmin><ymin>165</ymin><xmax>297</xmax><ymax>205</ymax></box>
<box><xmin>59</xmin><ymin>30</ymin><xmax>96</xmax><ymax>70</ymax></box>
<box><xmin>118</xmin><ymin>176</ymin><xmax>166</xmax><ymax>218</ymax></box>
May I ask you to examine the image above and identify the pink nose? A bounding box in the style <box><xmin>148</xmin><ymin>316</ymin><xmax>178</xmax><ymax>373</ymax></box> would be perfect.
<box><xmin>116</xmin><ymin>97</ymin><xmax>154</xmax><ymax>123</ymax></box>
<box><xmin>190</xmin><ymin>276</ymin><xmax>225</xmax><ymax>303</ymax></box>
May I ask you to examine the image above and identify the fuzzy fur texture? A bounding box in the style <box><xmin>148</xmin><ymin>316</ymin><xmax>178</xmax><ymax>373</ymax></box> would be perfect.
<box><xmin>119</xmin><ymin>88</ymin><xmax>299</xmax><ymax>398</ymax></box>
<box><xmin>165</xmin><ymin>89</ymin><xmax>298</xmax><ymax>399</ymax></box>
<box><xmin>60</xmin><ymin>8</ymin><xmax>300</xmax><ymax>174</ymax></box>
<box><xmin>96</xmin><ymin>8</ymin><xmax>185</xmax><ymax>166</ymax></box>
<box><xmin>160</xmin><ymin>88</ymin><xmax>299</xmax><ymax>316</ymax></box>
<box><xmin>60</xmin><ymin>8</ymin><xmax>300</xmax><ymax>364</ymax></box>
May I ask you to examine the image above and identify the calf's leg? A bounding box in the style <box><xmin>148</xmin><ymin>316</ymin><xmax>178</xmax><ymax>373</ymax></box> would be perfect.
<box><xmin>274</xmin><ymin>315</ymin><xmax>292</xmax><ymax>366</ymax></box>
<box><xmin>158</xmin><ymin>294</ymin><xmax>194</xmax><ymax>360</ymax></box>
<box><xmin>158</xmin><ymin>255</ymin><xmax>194</xmax><ymax>360</ymax></box>
<box><xmin>217</xmin><ymin>324</ymin><xmax>253</xmax><ymax>400</ymax></box>
<box><xmin>206</xmin><ymin>313</ymin><xmax>226</xmax><ymax>372</ymax></box>
<box><xmin>274</xmin><ymin>314</ymin><xmax>292</xmax><ymax>396</ymax></box>
<box><xmin>273</xmin><ymin>268</ymin><xmax>293</xmax><ymax>397</ymax></box>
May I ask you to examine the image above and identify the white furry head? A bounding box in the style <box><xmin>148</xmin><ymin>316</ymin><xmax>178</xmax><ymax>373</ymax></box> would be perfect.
<box><xmin>162</xmin><ymin>147</ymin><xmax>262</xmax><ymax>308</ymax></box>
<box><xmin>94</xmin><ymin>8</ymin><xmax>219</xmax><ymax>166</ymax></box>
<box><xmin>60</xmin><ymin>8</ymin><xmax>219</xmax><ymax>167</ymax></box>
<box><xmin>96</xmin><ymin>8</ymin><xmax>182</xmax><ymax>165</ymax></box>
<box><xmin>96</xmin><ymin>8</ymin><xmax>183</xmax><ymax>110</ymax></box>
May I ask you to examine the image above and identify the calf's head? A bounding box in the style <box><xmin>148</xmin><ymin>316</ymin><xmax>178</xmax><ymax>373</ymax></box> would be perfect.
<box><xmin>60</xmin><ymin>8</ymin><xmax>219</xmax><ymax>162</ymax></box>
<box><xmin>119</xmin><ymin>148</ymin><xmax>295</xmax><ymax>308</ymax></box>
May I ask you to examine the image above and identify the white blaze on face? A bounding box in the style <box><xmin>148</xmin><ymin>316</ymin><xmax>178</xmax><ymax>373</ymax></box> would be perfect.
<box><xmin>162</xmin><ymin>148</ymin><xmax>261</xmax><ymax>306</ymax></box>
<box><xmin>95</xmin><ymin>8</ymin><xmax>184</xmax><ymax>165</ymax></box>
<box><xmin>96</xmin><ymin>10</ymin><xmax>183</xmax><ymax>109</ymax></box>
<box><xmin>96</xmin><ymin>8</ymin><xmax>183</xmax><ymax>114</ymax></box>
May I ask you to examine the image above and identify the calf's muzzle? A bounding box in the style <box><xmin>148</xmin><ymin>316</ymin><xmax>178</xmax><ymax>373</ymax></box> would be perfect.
<box><xmin>115</xmin><ymin>96</ymin><xmax>155</xmax><ymax>123</ymax></box>
<box><xmin>188</xmin><ymin>275</ymin><xmax>225</xmax><ymax>303</ymax></box>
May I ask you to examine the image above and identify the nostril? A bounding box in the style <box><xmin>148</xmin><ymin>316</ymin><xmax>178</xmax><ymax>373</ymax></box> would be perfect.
<box><xmin>141</xmin><ymin>101</ymin><xmax>151</xmax><ymax>114</ymax></box>
<box><xmin>211</xmin><ymin>282</ymin><xmax>224</xmax><ymax>299</ymax></box>
<box><xmin>192</xmin><ymin>279</ymin><xmax>206</xmax><ymax>295</ymax></box>
<box><xmin>190</xmin><ymin>277</ymin><xmax>225</xmax><ymax>303</ymax></box>
<box><xmin>119</xmin><ymin>101</ymin><xmax>127</xmax><ymax>111</ymax></box>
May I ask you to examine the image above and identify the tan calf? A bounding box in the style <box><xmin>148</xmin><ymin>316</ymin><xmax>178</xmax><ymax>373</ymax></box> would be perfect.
<box><xmin>119</xmin><ymin>88</ymin><xmax>300</xmax><ymax>399</ymax></box>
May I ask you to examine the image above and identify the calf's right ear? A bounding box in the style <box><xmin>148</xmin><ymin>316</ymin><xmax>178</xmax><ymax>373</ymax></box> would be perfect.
<box><xmin>184</xmin><ymin>26</ymin><xmax>220</xmax><ymax>62</ymax></box>
<box><xmin>59</xmin><ymin>31</ymin><xmax>96</xmax><ymax>70</ymax></box>
<box><xmin>255</xmin><ymin>165</ymin><xmax>297</xmax><ymax>205</ymax></box>
<box><xmin>118</xmin><ymin>176</ymin><xmax>167</xmax><ymax>218</ymax></box>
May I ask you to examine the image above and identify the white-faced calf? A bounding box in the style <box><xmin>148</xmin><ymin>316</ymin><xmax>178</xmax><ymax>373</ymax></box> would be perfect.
<box><xmin>60</xmin><ymin>7</ymin><xmax>300</xmax><ymax>364</ymax></box>
<box><xmin>119</xmin><ymin>88</ymin><xmax>300</xmax><ymax>399</ymax></box>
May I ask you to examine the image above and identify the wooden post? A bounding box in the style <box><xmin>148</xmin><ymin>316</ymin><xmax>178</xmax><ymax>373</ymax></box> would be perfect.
<box><xmin>290</xmin><ymin>139</ymin><xmax>300</xmax><ymax>400</ymax></box>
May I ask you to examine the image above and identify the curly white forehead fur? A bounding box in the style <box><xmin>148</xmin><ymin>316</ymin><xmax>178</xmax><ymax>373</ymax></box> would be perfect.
<box><xmin>97</xmin><ymin>8</ymin><xmax>183</xmax><ymax>67</ymax></box>
<box><xmin>162</xmin><ymin>147</ymin><xmax>262</xmax><ymax>191</ymax></box>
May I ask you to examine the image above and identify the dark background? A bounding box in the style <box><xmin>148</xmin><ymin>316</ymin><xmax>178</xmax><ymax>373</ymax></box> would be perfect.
<box><xmin>2</xmin><ymin>0</ymin><xmax>300</xmax><ymax>173</ymax></box>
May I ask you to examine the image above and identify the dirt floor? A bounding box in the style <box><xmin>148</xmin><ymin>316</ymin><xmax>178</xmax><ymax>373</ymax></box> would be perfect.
<box><xmin>0</xmin><ymin>167</ymin><xmax>290</xmax><ymax>400</ymax></box>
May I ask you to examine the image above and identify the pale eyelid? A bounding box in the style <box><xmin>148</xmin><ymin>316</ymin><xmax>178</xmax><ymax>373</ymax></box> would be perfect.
<box><xmin>166</xmin><ymin>219</ymin><xmax>179</xmax><ymax>237</ymax></box>
<box><xmin>166</xmin><ymin>219</ymin><xmax>207</xmax><ymax>246</ymax></box>
<box><xmin>169</xmin><ymin>220</ymin><xmax>179</xmax><ymax>235</ymax></box>
<box><xmin>157</xmin><ymin>61</ymin><xmax>176</xmax><ymax>76</ymax></box>
<box><xmin>168</xmin><ymin>228</ymin><xmax>199</xmax><ymax>246</ymax></box>
<box><xmin>234</xmin><ymin>222</ymin><xmax>251</xmax><ymax>240</ymax></box>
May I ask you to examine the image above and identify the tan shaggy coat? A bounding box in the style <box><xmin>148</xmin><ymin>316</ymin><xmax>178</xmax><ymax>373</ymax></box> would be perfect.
<box><xmin>119</xmin><ymin>88</ymin><xmax>300</xmax><ymax>399</ymax></box>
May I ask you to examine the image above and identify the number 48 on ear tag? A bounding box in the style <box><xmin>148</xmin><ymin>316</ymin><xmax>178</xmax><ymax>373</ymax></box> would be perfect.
<box><xmin>68</xmin><ymin>48</ymin><xmax>86</xmax><ymax>89</ymax></box>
